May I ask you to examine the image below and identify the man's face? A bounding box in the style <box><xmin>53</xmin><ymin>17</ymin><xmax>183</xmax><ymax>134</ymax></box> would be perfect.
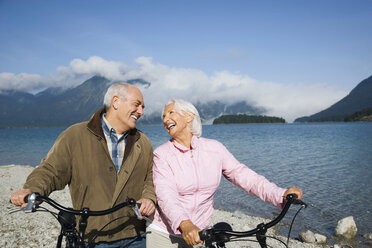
<box><xmin>115</xmin><ymin>86</ymin><xmax>144</xmax><ymax>132</ymax></box>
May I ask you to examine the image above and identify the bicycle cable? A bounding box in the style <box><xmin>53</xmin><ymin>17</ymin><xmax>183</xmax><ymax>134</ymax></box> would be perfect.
<box><xmin>286</xmin><ymin>204</ymin><xmax>306</xmax><ymax>246</ymax></box>
<box><xmin>231</xmin><ymin>237</ymin><xmax>287</xmax><ymax>248</ymax></box>
<box><xmin>88</xmin><ymin>215</ymin><xmax>130</xmax><ymax>244</ymax></box>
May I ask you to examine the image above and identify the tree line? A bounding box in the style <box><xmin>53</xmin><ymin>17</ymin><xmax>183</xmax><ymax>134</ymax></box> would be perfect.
<box><xmin>344</xmin><ymin>108</ymin><xmax>372</xmax><ymax>122</ymax></box>
<box><xmin>213</xmin><ymin>114</ymin><xmax>286</xmax><ymax>124</ymax></box>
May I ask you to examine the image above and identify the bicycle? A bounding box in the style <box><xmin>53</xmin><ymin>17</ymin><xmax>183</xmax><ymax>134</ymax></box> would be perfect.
<box><xmin>199</xmin><ymin>194</ymin><xmax>307</xmax><ymax>248</ymax></box>
<box><xmin>10</xmin><ymin>192</ymin><xmax>144</xmax><ymax>248</ymax></box>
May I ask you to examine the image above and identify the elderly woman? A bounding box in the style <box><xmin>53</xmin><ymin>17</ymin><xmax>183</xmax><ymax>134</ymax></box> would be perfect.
<box><xmin>146</xmin><ymin>98</ymin><xmax>302</xmax><ymax>248</ymax></box>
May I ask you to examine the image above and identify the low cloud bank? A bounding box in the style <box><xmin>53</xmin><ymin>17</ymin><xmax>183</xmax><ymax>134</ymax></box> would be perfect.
<box><xmin>0</xmin><ymin>56</ymin><xmax>347</xmax><ymax>122</ymax></box>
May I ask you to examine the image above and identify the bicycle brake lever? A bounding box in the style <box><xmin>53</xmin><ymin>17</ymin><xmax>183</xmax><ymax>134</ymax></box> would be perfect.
<box><xmin>9</xmin><ymin>193</ymin><xmax>38</xmax><ymax>214</ymax></box>
<box><xmin>132</xmin><ymin>204</ymin><xmax>143</xmax><ymax>220</ymax></box>
<box><xmin>131</xmin><ymin>203</ymin><xmax>154</xmax><ymax>223</ymax></box>
<box><xmin>294</xmin><ymin>199</ymin><xmax>308</xmax><ymax>208</ymax></box>
<box><xmin>8</xmin><ymin>208</ymin><xmax>25</xmax><ymax>214</ymax></box>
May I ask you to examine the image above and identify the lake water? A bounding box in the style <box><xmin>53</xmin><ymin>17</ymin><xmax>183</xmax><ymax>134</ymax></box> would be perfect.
<box><xmin>1</xmin><ymin>122</ymin><xmax>371</xmax><ymax>246</ymax></box>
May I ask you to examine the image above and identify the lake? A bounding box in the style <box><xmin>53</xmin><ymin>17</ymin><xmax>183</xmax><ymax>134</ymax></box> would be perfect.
<box><xmin>1</xmin><ymin>122</ymin><xmax>371</xmax><ymax>246</ymax></box>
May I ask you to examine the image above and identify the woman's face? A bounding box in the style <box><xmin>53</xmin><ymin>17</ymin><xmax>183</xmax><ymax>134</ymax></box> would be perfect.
<box><xmin>162</xmin><ymin>103</ymin><xmax>191</xmax><ymax>138</ymax></box>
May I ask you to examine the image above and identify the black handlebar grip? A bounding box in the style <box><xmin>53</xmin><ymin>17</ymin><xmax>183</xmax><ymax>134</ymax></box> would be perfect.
<box><xmin>24</xmin><ymin>194</ymin><xmax>29</xmax><ymax>203</ymax></box>
<box><xmin>199</xmin><ymin>230</ymin><xmax>207</xmax><ymax>241</ymax></box>
<box><xmin>24</xmin><ymin>193</ymin><xmax>41</xmax><ymax>205</ymax></box>
<box><xmin>127</xmin><ymin>198</ymin><xmax>136</xmax><ymax>206</ymax></box>
<box><xmin>286</xmin><ymin>193</ymin><xmax>297</xmax><ymax>201</ymax></box>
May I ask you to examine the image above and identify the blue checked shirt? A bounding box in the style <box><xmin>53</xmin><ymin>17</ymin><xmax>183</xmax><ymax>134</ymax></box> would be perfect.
<box><xmin>101</xmin><ymin>114</ymin><xmax>128</xmax><ymax>173</ymax></box>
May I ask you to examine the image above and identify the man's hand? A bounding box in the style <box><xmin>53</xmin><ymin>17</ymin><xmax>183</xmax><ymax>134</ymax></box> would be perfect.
<box><xmin>136</xmin><ymin>198</ymin><xmax>155</xmax><ymax>216</ymax></box>
<box><xmin>283</xmin><ymin>186</ymin><xmax>303</xmax><ymax>200</ymax></box>
<box><xmin>10</xmin><ymin>188</ymin><xmax>32</xmax><ymax>208</ymax></box>
<box><xmin>179</xmin><ymin>220</ymin><xmax>202</xmax><ymax>245</ymax></box>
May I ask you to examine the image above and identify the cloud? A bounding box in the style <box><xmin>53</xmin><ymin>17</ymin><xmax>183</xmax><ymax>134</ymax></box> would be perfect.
<box><xmin>0</xmin><ymin>56</ymin><xmax>347</xmax><ymax>122</ymax></box>
<box><xmin>70</xmin><ymin>56</ymin><xmax>128</xmax><ymax>80</ymax></box>
<box><xmin>123</xmin><ymin>57</ymin><xmax>346</xmax><ymax>122</ymax></box>
<box><xmin>0</xmin><ymin>72</ymin><xmax>44</xmax><ymax>92</ymax></box>
<box><xmin>0</xmin><ymin>56</ymin><xmax>126</xmax><ymax>92</ymax></box>
<box><xmin>0</xmin><ymin>66</ymin><xmax>87</xmax><ymax>92</ymax></box>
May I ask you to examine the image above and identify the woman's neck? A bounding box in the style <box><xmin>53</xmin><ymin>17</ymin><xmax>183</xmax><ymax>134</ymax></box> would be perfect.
<box><xmin>174</xmin><ymin>132</ymin><xmax>193</xmax><ymax>149</ymax></box>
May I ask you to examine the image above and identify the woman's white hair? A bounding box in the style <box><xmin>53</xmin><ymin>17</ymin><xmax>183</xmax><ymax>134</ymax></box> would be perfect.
<box><xmin>163</xmin><ymin>98</ymin><xmax>202</xmax><ymax>137</ymax></box>
<box><xmin>103</xmin><ymin>83</ymin><xmax>130</xmax><ymax>110</ymax></box>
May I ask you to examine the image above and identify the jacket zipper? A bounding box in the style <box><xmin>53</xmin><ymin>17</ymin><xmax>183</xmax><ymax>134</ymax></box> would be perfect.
<box><xmin>191</xmin><ymin>148</ymin><xmax>199</xmax><ymax>218</ymax></box>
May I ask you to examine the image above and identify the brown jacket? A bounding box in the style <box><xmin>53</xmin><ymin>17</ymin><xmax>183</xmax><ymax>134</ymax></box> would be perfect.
<box><xmin>24</xmin><ymin>108</ymin><xmax>156</xmax><ymax>243</ymax></box>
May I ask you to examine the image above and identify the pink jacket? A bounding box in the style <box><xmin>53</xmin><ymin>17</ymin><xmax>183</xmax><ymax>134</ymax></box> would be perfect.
<box><xmin>151</xmin><ymin>136</ymin><xmax>286</xmax><ymax>235</ymax></box>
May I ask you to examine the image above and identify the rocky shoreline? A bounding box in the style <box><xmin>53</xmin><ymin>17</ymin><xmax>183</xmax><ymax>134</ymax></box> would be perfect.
<box><xmin>0</xmin><ymin>165</ymin><xmax>369</xmax><ymax>247</ymax></box>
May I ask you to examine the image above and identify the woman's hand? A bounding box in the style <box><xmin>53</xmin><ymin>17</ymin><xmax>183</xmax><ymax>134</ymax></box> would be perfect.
<box><xmin>179</xmin><ymin>220</ymin><xmax>202</xmax><ymax>245</ymax></box>
<box><xmin>283</xmin><ymin>186</ymin><xmax>303</xmax><ymax>200</ymax></box>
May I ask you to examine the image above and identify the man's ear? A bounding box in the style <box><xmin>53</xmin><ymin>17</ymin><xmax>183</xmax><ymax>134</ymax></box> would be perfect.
<box><xmin>112</xmin><ymin>96</ymin><xmax>120</xmax><ymax>110</ymax></box>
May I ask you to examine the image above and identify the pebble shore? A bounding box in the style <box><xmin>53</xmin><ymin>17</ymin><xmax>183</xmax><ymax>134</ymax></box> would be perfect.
<box><xmin>0</xmin><ymin>165</ymin><xmax>326</xmax><ymax>248</ymax></box>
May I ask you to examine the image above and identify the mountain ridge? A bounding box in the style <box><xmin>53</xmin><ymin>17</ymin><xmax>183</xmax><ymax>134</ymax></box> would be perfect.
<box><xmin>295</xmin><ymin>75</ymin><xmax>372</xmax><ymax>122</ymax></box>
<box><xmin>0</xmin><ymin>76</ymin><xmax>264</xmax><ymax>128</ymax></box>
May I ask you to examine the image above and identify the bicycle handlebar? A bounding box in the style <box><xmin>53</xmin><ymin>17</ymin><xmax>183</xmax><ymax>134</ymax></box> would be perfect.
<box><xmin>199</xmin><ymin>194</ymin><xmax>307</xmax><ymax>248</ymax></box>
<box><xmin>24</xmin><ymin>193</ymin><xmax>138</xmax><ymax>216</ymax></box>
<box><xmin>18</xmin><ymin>193</ymin><xmax>144</xmax><ymax>248</ymax></box>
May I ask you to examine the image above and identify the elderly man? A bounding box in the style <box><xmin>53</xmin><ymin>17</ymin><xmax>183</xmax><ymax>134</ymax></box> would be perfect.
<box><xmin>10</xmin><ymin>83</ymin><xmax>156</xmax><ymax>247</ymax></box>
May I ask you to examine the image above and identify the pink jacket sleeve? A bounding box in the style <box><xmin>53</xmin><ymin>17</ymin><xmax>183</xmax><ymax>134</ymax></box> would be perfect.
<box><xmin>219</xmin><ymin>143</ymin><xmax>286</xmax><ymax>208</ymax></box>
<box><xmin>152</xmin><ymin>150</ymin><xmax>190</xmax><ymax>233</ymax></box>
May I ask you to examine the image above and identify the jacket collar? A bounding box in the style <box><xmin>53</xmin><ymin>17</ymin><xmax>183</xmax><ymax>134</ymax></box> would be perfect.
<box><xmin>87</xmin><ymin>108</ymin><xmax>140</xmax><ymax>162</ymax></box>
<box><xmin>87</xmin><ymin>108</ymin><xmax>106</xmax><ymax>139</ymax></box>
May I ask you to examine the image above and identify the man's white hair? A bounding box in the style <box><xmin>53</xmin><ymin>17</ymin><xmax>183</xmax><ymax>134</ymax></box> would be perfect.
<box><xmin>103</xmin><ymin>83</ymin><xmax>130</xmax><ymax>110</ymax></box>
<box><xmin>163</xmin><ymin>98</ymin><xmax>202</xmax><ymax>137</ymax></box>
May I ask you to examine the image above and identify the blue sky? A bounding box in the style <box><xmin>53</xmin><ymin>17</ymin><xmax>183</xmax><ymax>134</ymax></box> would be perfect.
<box><xmin>1</xmin><ymin>0</ymin><xmax>371</xmax><ymax>121</ymax></box>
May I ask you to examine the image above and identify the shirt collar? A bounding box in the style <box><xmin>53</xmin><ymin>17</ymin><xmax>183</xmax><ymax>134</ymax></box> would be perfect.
<box><xmin>101</xmin><ymin>114</ymin><xmax>128</xmax><ymax>139</ymax></box>
<box><xmin>171</xmin><ymin>135</ymin><xmax>199</xmax><ymax>152</ymax></box>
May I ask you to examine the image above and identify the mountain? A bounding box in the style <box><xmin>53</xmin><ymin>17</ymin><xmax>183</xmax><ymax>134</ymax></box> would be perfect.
<box><xmin>34</xmin><ymin>87</ymin><xmax>65</xmax><ymax>98</ymax></box>
<box><xmin>295</xmin><ymin>75</ymin><xmax>372</xmax><ymax>122</ymax></box>
<box><xmin>344</xmin><ymin>108</ymin><xmax>372</xmax><ymax>122</ymax></box>
<box><xmin>0</xmin><ymin>76</ymin><xmax>264</xmax><ymax>128</ymax></box>
<box><xmin>196</xmin><ymin>101</ymin><xmax>265</xmax><ymax>123</ymax></box>
<box><xmin>0</xmin><ymin>76</ymin><xmax>111</xmax><ymax>128</ymax></box>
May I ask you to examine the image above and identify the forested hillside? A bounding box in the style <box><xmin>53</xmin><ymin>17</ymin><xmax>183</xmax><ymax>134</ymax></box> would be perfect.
<box><xmin>295</xmin><ymin>75</ymin><xmax>372</xmax><ymax>122</ymax></box>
